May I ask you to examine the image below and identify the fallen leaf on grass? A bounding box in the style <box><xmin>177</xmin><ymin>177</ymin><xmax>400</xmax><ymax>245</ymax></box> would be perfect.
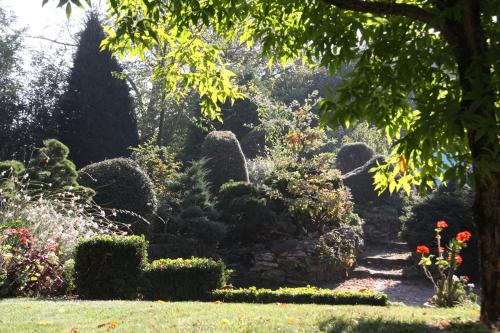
<box><xmin>70</xmin><ymin>328</ymin><xmax>79</xmax><ymax>333</ymax></box>
<box><xmin>97</xmin><ymin>321</ymin><xmax>120</xmax><ymax>329</ymax></box>
<box><xmin>220</xmin><ymin>319</ymin><xmax>230</xmax><ymax>325</ymax></box>
<box><xmin>212</xmin><ymin>301</ymin><xmax>222</xmax><ymax>304</ymax></box>
<box><xmin>37</xmin><ymin>320</ymin><xmax>51</xmax><ymax>326</ymax></box>
<box><xmin>286</xmin><ymin>318</ymin><xmax>297</xmax><ymax>325</ymax></box>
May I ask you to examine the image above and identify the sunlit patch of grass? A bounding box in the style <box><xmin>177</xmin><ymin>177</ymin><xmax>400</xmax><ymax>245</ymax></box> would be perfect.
<box><xmin>0</xmin><ymin>298</ymin><xmax>490</xmax><ymax>332</ymax></box>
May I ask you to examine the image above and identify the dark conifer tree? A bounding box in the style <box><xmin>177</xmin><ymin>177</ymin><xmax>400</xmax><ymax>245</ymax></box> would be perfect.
<box><xmin>56</xmin><ymin>13</ymin><xmax>138</xmax><ymax>167</ymax></box>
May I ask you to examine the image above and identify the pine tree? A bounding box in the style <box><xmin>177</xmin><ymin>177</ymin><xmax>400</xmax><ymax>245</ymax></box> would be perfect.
<box><xmin>169</xmin><ymin>159</ymin><xmax>226</xmax><ymax>245</ymax></box>
<box><xmin>27</xmin><ymin>139</ymin><xmax>94</xmax><ymax>199</ymax></box>
<box><xmin>56</xmin><ymin>13</ymin><xmax>138</xmax><ymax>168</ymax></box>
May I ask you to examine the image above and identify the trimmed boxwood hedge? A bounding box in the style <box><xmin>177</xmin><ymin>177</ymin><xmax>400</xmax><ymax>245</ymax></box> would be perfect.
<box><xmin>74</xmin><ymin>235</ymin><xmax>148</xmax><ymax>300</ymax></box>
<box><xmin>142</xmin><ymin>258</ymin><xmax>229</xmax><ymax>301</ymax></box>
<box><xmin>211</xmin><ymin>286</ymin><xmax>387</xmax><ymax>306</ymax></box>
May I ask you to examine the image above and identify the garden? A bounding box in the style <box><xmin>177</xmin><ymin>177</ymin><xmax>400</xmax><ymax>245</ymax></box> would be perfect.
<box><xmin>0</xmin><ymin>0</ymin><xmax>499</xmax><ymax>332</ymax></box>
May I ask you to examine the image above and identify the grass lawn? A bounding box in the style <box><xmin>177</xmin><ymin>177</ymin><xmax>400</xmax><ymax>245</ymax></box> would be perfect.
<box><xmin>0</xmin><ymin>299</ymin><xmax>491</xmax><ymax>333</ymax></box>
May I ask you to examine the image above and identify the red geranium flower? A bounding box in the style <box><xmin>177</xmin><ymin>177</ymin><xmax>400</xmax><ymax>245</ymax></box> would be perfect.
<box><xmin>416</xmin><ymin>245</ymin><xmax>430</xmax><ymax>254</ymax></box>
<box><xmin>19</xmin><ymin>236</ymin><xmax>29</xmax><ymax>245</ymax></box>
<box><xmin>462</xmin><ymin>276</ymin><xmax>470</xmax><ymax>282</ymax></box>
<box><xmin>455</xmin><ymin>255</ymin><xmax>463</xmax><ymax>264</ymax></box>
<box><xmin>456</xmin><ymin>231</ymin><xmax>472</xmax><ymax>242</ymax></box>
<box><xmin>436</xmin><ymin>220</ymin><xmax>448</xmax><ymax>228</ymax></box>
<box><xmin>439</xmin><ymin>246</ymin><xmax>445</xmax><ymax>253</ymax></box>
<box><xmin>18</xmin><ymin>228</ymin><xmax>30</xmax><ymax>236</ymax></box>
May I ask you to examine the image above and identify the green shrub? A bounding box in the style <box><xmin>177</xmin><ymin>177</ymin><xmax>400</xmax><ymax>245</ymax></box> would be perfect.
<box><xmin>401</xmin><ymin>185</ymin><xmax>477</xmax><ymax>278</ymax></box>
<box><xmin>201</xmin><ymin>131</ymin><xmax>249</xmax><ymax>194</ymax></box>
<box><xmin>217</xmin><ymin>181</ymin><xmax>278</xmax><ymax>244</ymax></box>
<box><xmin>335</xmin><ymin>142</ymin><xmax>374</xmax><ymax>174</ymax></box>
<box><xmin>27</xmin><ymin>139</ymin><xmax>95</xmax><ymax>199</ymax></box>
<box><xmin>167</xmin><ymin>159</ymin><xmax>226</xmax><ymax>250</ymax></box>
<box><xmin>142</xmin><ymin>258</ymin><xmax>229</xmax><ymax>301</ymax></box>
<box><xmin>0</xmin><ymin>160</ymin><xmax>25</xmax><ymax>179</ymax></box>
<box><xmin>74</xmin><ymin>235</ymin><xmax>147</xmax><ymax>300</ymax></box>
<box><xmin>78</xmin><ymin>158</ymin><xmax>158</xmax><ymax>235</ymax></box>
<box><xmin>211</xmin><ymin>286</ymin><xmax>387</xmax><ymax>306</ymax></box>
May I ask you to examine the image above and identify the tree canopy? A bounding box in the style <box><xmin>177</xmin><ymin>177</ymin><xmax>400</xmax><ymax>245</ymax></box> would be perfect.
<box><xmin>46</xmin><ymin>0</ymin><xmax>499</xmax><ymax>325</ymax></box>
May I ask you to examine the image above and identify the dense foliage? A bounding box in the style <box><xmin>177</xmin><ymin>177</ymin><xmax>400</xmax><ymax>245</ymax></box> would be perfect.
<box><xmin>78</xmin><ymin>158</ymin><xmax>158</xmax><ymax>235</ymax></box>
<box><xmin>27</xmin><ymin>139</ymin><xmax>94</xmax><ymax>199</ymax></box>
<box><xmin>217</xmin><ymin>181</ymin><xmax>278</xmax><ymax>244</ymax></box>
<box><xmin>211</xmin><ymin>286</ymin><xmax>387</xmax><ymax>306</ymax></box>
<box><xmin>56</xmin><ymin>13</ymin><xmax>138</xmax><ymax>167</ymax></box>
<box><xmin>402</xmin><ymin>186</ymin><xmax>477</xmax><ymax>278</ymax></box>
<box><xmin>166</xmin><ymin>159</ymin><xmax>225</xmax><ymax>250</ymax></box>
<box><xmin>142</xmin><ymin>258</ymin><xmax>229</xmax><ymax>301</ymax></box>
<box><xmin>74</xmin><ymin>235</ymin><xmax>147</xmax><ymax>300</ymax></box>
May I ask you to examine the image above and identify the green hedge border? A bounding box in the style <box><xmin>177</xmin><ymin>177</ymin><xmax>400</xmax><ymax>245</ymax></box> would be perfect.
<box><xmin>211</xmin><ymin>287</ymin><xmax>387</xmax><ymax>306</ymax></box>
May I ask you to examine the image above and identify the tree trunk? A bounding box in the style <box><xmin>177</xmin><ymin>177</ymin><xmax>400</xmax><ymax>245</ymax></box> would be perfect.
<box><xmin>473</xmin><ymin>173</ymin><xmax>500</xmax><ymax>326</ymax></box>
<box><xmin>447</xmin><ymin>0</ymin><xmax>499</xmax><ymax>326</ymax></box>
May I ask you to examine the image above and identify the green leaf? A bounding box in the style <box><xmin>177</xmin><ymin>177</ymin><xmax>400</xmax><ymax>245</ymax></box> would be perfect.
<box><xmin>65</xmin><ymin>2</ymin><xmax>72</xmax><ymax>18</ymax></box>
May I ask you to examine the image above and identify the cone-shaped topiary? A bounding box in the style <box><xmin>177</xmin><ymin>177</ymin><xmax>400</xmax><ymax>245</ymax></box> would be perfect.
<box><xmin>27</xmin><ymin>139</ymin><xmax>94</xmax><ymax>198</ymax></box>
<box><xmin>78</xmin><ymin>158</ymin><xmax>157</xmax><ymax>235</ymax></box>
<box><xmin>336</xmin><ymin>142</ymin><xmax>374</xmax><ymax>174</ymax></box>
<box><xmin>201</xmin><ymin>131</ymin><xmax>249</xmax><ymax>194</ymax></box>
<box><xmin>168</xmin><ymin>159</ymin><xmax>226</xmax><ymax>252</ymax></box>
<box><xmin>56</xmin><ymin>13</ymin><xmax>138</xmax><ymax>167</ymax></box>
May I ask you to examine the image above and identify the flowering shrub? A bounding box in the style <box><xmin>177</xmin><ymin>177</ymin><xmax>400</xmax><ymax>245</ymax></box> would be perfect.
<box><xmin>416</xmin><ymin>220</ymin><xmax>477</xmax><ymax>307</ymax></box>
<box><xmin>0</xmin><ymin>228</ymin><xmax>65</xmax><ymax>297</ymax></box>
<box><xmin>0</xmin><ymin>174</ymin><xmax>118</xmax><ymax>260</ymax></box>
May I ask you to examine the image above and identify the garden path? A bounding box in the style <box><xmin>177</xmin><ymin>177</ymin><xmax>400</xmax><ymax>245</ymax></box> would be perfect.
<box><xmin>326</xmin><ymin>240</ymin><xmax>435</xmax><ymax>306</ymax></box>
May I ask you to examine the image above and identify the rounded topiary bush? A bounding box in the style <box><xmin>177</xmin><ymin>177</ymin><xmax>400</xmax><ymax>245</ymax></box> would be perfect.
<box><xmin>342</xmin><ymin>155</ymin><xmax>398</xmax><ymax>206</ymax></box>
<box><xmin>78</xmin><ymin>158</ymin><xmax>158</xmax><ymax>235</ymax></box>
<box><xmin>336</xmin><ymin>142</ymin><xmax>374</xmax><ymax>174</ymax></box>
<box><xmin>240</xmin><ymin>128</ymin><xmax>266</xmax><ymax>159</ymax></box>
<box><xmin>401</xmin><ymin>185</ymin><xmax>478</xmax><ymax>278</ymax></box>
<box><xmin>201</xmin><ymin>131</ymin><xmax>249</xmax><ymax>194</ymax></box>
<box><xmin>217</xmin><ymin>181</ymin><xmax>278</xmax><ymax>244</ymax></box>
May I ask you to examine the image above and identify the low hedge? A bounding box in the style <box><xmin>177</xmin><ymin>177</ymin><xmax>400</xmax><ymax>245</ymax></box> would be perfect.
<box><xmin>211</xmin><ymin>286</ymin><xmax>387</xmax><ymax>306</ymax></box>
<box><xmin>142</xmin><ymin>258</ymin><xmax>229</xmax><ymax>301</ymax></box>
<box><xmin>74</xmin><ymin>235</ymin><xmax>147</xmax><ymax>300</ymax></box>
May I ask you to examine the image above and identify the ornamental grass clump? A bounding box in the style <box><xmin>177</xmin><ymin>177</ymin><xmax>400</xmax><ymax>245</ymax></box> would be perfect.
<box><xmin>416</xmin><ymin>220</ymin><xmax>477</xmax><ymax>307</ymax></box>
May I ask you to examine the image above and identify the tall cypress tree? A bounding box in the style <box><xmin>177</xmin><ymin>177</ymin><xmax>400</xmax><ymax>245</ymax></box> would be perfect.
<box><xmin>56</xmin><ymin>13</ymin><xmax>138</xmax><ymax>168</ymax></box>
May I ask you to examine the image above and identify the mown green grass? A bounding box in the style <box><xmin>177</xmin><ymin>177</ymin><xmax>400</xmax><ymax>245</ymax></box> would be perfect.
<box><xmin>0</xmin><ymin>299</ymin><xmax>491</xmax><ymax>333</ymax></box>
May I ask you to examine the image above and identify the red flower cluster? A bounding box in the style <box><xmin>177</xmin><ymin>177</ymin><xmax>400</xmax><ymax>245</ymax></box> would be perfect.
<box><xmin>436</xmin><ymin>220</ymin><xmax>448</xmax><ymax>228</ymax></box>
<box><xmin>416</xmin><ymin>245</ymin><xmax>430</xmax><ymax>254</ymax></box>
<box><xmin>3</xmin><ymin>228</ymin><xmax>31</xmax><ymax>245</ymax></box>
<box><xmin>456</xmin><ymin>231</ymin><xmax>472</xmax><ymax>242</ymax></box>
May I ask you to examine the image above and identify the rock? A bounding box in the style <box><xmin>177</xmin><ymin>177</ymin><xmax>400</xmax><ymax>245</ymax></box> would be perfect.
<box><xmin>271</xmin><ymin>239</ymin><xmax>299</xmax><ymax>254</ymax></box>
<box><xmin>261</xmin><ymin>269</ymin><xmax>285</xmax><ymax>282</ymax></box>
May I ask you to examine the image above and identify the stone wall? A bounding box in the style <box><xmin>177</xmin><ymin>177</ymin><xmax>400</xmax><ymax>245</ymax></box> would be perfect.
<box><xmin>222</xmin><ymin>231</ymin><xmax>363</xmax><ymax>287</ymax></box>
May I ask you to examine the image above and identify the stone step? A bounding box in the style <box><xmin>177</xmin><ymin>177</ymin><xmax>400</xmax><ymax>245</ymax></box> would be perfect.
<box><xmin>349</xmin><ymin>265</ymin><xmax>404</xmax><ymax>280</ymax></box>
<box><xmin>359</xmin><ymin>257</ymin><xmax>412</xmax><ymax>270</ymax></box>
<box><xmin>366</xmin><ymin>241</ymin><xmax>410</xmax><ymax>253</ymax></box>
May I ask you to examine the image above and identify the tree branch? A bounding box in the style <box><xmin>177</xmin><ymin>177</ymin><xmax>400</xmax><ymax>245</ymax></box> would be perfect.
<box><xmin>322</xmin><ymin>0</ymin><xmax>435</xmax><ymax>25</ymax></box>
<box><xmin>25</xmin><ymin>35</ymin><xmax>78</xmax><ymax>47</ymax></box>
